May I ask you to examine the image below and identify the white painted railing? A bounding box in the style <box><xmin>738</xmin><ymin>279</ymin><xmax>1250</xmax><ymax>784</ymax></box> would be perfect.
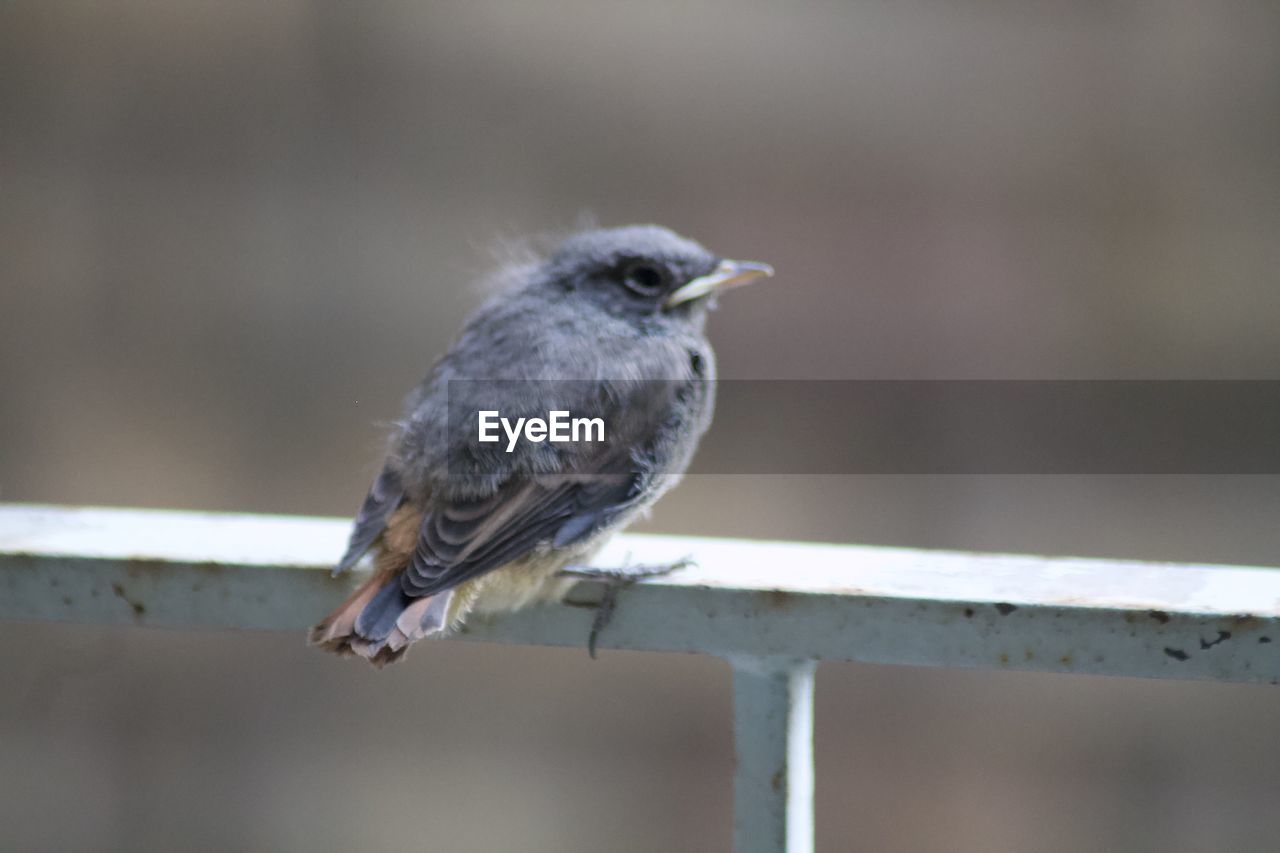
<box><xmin>3</xmin><ymin>504</ymin><xmax>1279</xmax><ymax>853</ymax></box>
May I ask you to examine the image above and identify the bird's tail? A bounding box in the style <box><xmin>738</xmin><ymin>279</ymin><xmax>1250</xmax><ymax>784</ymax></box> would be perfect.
<box><xmin>309</xmin><ymin>571</ymin><xmax>453</xmax><ymax>668</ymax></box>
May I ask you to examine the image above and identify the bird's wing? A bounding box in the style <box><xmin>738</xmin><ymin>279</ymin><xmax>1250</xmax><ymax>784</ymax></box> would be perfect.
<box><xmin>333</xmin><ymin>466</ymin><xmax>407</xmax><ymax>575</ymax></box>
<box><xmin>399</xmin><ymin>467</ymin><xmax>642</xmax><ymax>597</ymax></box>
<box><xmin>395</xmin><ymin>368</ymin><xmax>713</xmax><ymax>598</ymax></box>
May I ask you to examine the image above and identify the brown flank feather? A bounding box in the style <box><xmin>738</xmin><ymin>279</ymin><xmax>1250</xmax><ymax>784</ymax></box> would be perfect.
<box><xmin>308</xmin><ymin>505</ymin><xmax>432</xmax><ymax>667</ymax></box>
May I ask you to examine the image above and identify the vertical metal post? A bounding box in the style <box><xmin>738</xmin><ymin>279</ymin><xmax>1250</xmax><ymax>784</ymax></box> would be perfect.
<box><xmin>730</xmin><ymin>656</ymin><xmax>817</xmax><ymax>853</ymax></box>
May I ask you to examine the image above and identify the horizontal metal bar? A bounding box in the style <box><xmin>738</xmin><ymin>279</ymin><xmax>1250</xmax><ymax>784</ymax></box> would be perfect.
<box><xmin>1</xmin><ymin>504</ymin><xmax>1278</xmax><ymax>683</ymax></box>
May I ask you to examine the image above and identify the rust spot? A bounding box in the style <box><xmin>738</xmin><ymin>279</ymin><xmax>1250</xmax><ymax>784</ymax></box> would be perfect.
<box><xmin>1147</xmin><ymin>610</ymin><xmax>1170</xmax><ymax>624</ymax></box>
<box><xmin>1231</xmin><ymin>614</ymin><xmax>1260</xmax><ymax>628</ymax></box>
<box><xmin>998</xmin><ymin>653</ymin><xmax>1010</xmax><ymax>666</ymax></box>
<box><xmin>123</xmin><ymin>558</ymin><xmax>163</xmax><ymax>579</ymax></box>
<box><xmin>1024</xmin><ymin>649</ymin><xmax>1034</xmax><ymax>661</ymax></box>
<box><xmin>1059</xmin><ymin>654</ymin><xmax>1073</xmax><ymax>666</ymax></box>
<box><xmin>994</xmin><ymin>603</ymin><xmax>1017</xmax><ymax>616</ymax></box>
<box><xmin>770</xmin><ymin>770</ymin><xmax>784</xmax><ymax>792</ymax></box>
<box><xmin>110</xmin><ymin>582</ymin><xmax>146</xmax><ymax>619</ymax></box>
<box><xmin>1163</xmin><ymin>647</ymin><xmax>1190</xmax><ymax>662</ymax></box>
<box><xmin>1123</xmin><ymin>612</ymin><xmax>1137</xmax><ymax>624</ymax></box>
<box><xmin>764</xmin><ymin>590</ymin><xmax>794</xmax><ymax>611</ymax></box>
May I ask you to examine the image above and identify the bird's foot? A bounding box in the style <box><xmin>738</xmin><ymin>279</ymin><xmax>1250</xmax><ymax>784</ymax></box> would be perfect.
<box><xmin>559</xmin><ymin>557</ymin><xmax>694</xmax><ymax>658</ymax></box>
<box><xmin>559</xmin><ymin>556</ymin><xmax>694</xmax><ymax>584</ymax></box>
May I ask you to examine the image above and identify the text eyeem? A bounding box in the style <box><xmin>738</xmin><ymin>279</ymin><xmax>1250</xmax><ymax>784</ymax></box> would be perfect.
<box><xmin>477</xmin><ymin>410</ymin><xmax>606</xmax><ymax>453</ymax></box>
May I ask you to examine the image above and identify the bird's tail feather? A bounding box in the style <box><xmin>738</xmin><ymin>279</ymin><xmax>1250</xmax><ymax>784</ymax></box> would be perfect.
<box><xmin>309</xmin><ymin>571</ymin><xmax>452</xmax><ymax>668</ymax></box>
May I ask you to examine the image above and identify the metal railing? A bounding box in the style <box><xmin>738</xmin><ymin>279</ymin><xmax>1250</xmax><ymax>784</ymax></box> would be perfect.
<box><xmin>3</xmin><ymin>503</ymin><xmax>1279</xmax><ymax>853</ymax></box>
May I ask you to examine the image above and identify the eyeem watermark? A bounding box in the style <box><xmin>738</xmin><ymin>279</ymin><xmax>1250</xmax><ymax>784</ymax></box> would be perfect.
<box><xmin>477</xmin><ymin>410</ymin><xmax>606</xmax><ymax>453</ymax></box>
<box><xmin>450</xmin><ymin>379</ymin><xmax>1280</xmax><ymax>473</ymax></box>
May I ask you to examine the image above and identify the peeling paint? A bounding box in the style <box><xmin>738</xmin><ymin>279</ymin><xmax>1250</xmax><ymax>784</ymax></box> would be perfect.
<box><xmin>1199</xmin><ymin>630</ymin><xmax>1231</xmax><ymax>650</ymax></box>
<box><xmin>110</xmin><ymin>582</ymin><xmax>146</xmax><ymax>619</ymax></box>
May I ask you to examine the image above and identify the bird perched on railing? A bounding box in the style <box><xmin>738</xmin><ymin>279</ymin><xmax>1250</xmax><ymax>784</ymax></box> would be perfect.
<box><xmin>310</xmin><ymin>225</ymin><xmax>772</xmax><ymax>666</ymax></box>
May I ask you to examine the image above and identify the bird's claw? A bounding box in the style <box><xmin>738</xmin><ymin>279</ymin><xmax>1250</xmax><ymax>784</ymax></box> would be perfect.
<box><xmin>558</xmin><ymin>556</ymin><xmax>695</xmax><ymax>658</ymax></box>
<box><xmin>558</xmin><ymin>556</ymin><xmax>694</xmax><ymax>584</ymax></box>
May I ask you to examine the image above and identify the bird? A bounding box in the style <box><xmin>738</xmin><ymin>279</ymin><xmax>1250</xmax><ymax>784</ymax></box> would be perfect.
<box><xmin>310</xmin><ymin>224</ymin><xmax>772</xmax><ymax>666</ymax></box>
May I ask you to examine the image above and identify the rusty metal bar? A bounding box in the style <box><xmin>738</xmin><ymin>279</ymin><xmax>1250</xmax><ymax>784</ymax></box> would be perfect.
<box><xmin>4</xmin><ymin>503</ymin><xmax>1280</xmax><ymax>853</ymax></box>
<box><xmin>3</xmin><ymin>504</ymin><xmax>1276</xmax><ymax>683</ymax></box>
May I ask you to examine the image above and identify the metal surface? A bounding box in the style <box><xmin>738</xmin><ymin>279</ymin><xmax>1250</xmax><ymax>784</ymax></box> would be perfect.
<box><xmin>731</xmin><ymin>657</ymin><xmax>816</xmax><ymax>853</ymax></box>
<box><xmin>3</xmin><ymin>504</ymin><xmax>1278</xmax><ymax>683</ymax></box>
<box><xmin>4</xmin><ymin>502</ymin><xmax>1280</xmax><ymax>853</ymax></box>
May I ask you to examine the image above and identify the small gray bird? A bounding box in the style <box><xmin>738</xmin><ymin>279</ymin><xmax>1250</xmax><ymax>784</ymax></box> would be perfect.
<box><xmin>310</xmin><ymin>225</ymin><xmax>772</xmax><ymax>666</ymax></box>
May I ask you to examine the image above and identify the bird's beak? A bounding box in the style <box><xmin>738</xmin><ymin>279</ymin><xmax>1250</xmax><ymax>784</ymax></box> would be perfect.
<box><xmin>665</xmin><ymin>259</ymin><xmax>774</xmax><ymax>308</ymax></box>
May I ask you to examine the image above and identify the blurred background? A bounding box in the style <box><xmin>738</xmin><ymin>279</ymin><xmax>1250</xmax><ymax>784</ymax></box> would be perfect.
<box><xmin>3</xmin><ymin>2</ymin><xmax>1280</xmax><ymax>851</ymax></box>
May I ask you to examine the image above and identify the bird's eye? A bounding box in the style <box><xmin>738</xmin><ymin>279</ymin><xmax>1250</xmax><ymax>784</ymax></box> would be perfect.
<box><xmin>622</xmin><ymin>263</ymin><xmax>666</xmax><ymax>296</ymax></box>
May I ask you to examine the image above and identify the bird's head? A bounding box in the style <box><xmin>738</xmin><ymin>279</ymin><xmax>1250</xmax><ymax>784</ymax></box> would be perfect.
<box><xmin>540</xmin><ymin>225</ymin><xmax>773</xmax><ymax>321</ymax></box>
